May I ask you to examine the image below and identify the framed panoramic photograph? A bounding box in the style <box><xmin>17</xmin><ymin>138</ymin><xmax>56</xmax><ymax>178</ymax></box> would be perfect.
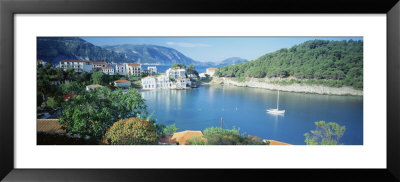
<box><xmin>1</xmin><ymin>0</ymin><xmax>400</xmax><ymax>181</ymax></box>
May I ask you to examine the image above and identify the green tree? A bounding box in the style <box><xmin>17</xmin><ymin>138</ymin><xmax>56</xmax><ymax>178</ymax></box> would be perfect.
<box><xmin>164</xmin><ymin>124</ymin><xmax>178</xmax><ymax>135</ymax></box>
<box><xmin>216</xmin><ymin>40</ymin><xmax>363</xmax><ymax>90</ymax></box>
<box><xmin>186</xmin><ymin>64</ymin><xmax>195</xmax><ymax>71</ymax></box>
<box><xmin>171</xmin><ymin>63</ymin><xmax>185</xmax><ymax>69</ymax></box>
<box><xmin>59</xmin><ymin>87</ymin><xmax>147</xmax><ymax>138</ymax></box>
<box><xmin>91</xmin><ymin>71</ymin><xmax>105</xmax><ymax>85</ymax></box>
<box><xmin>46</xmin><ymin>97</ymin><xmax>59</xmax><ymax>109</ymax></box>
<box><xmin>304</xmin><ymin>121</ymin><xmax>346</xmax><ymax>145</ymax></box>
<box><xmin>61</xmin><ymin>81</ymin><xmax>84</xmax><ymax>94</ymax></box>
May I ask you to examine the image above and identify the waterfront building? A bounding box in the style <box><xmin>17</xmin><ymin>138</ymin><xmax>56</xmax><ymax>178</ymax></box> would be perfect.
<box><xmin>199</xmin><ymin>73</ymin><xmax>207</xmax><ymax>79</ymax></box>
<box><xmin>115</xmin><ymin>64</ymin><xmax>126</xmax><ymax>75</ymax></box>
<box><xmin>206</xmin><ymin>68</ymin><xmax>218</xmax><ymax>77</ymax></box>
<box><xmin>114</xmin><ymin>80</ymin><xmax>131</xmax><ymax>88</ymax></box>
<box><xmin>102</xmin><ymin>66</ymin><xmax>114</xmax><ymax>75</ymax></box>
<box><xmin>166</xmin><ymin>68</ymin><xmax>186</xmax><ymax>79</ymax></box>
<box><xmin>148</xmin><ymin>66</ymin><xmax>157</xmax><ymax>75</ymax></box>
<box><xmin>141</xmin><ymin>76</ymin><xmax>156</xmax><ymax>90</ymax></box>
<box><xmin>126</xmin><ymin>63</ymin><xmax>141</xmax><ymax>76</ymax></box>
<box><xmin>92</xmin><ymin>61</ymin><xmax>107</xmax><ymax>70</ymax></box>
<box><xmin>156</xmin><ymin>75</ymin><xmax>172</xmax><ymax>88</ymax></box>
<box><xmin>59</xmin><ymin>60</ymin><xmax>93</xmax><ymax>72</ymax></box>
<box><xmin>37</xmin><ymin>60</ymin><xmax>47</xmax><ymax>67</ymax></box>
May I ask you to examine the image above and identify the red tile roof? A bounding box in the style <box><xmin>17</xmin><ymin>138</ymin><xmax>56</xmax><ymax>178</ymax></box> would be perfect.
<box><xmin>62</xmin><ymin>93</ymin><xmax>75</xmax><ymax>100</ymax></box>
<box><xmin>37</xmin><ymin>60</ymin><xmax>44</xmax><ymax>62</ymax></box>
<box><xmin>61</xmin><ymin>60</ymin><xmax>91</xmax><ymax>63</ymax></box>
<box><xmin>114</xmin><ymin>80</ymin><xmax>130</xmax><ymax>83</ymax></box>
<box><xmin>92</xmin><ymin>61</ymin><xmax>106</xmax><ymax>65</ymax></box>
<box><xmin>104</xmin><ymin>66</ymin><xmax>113</xmax><ymax>69</ymax></box>
<box><xmin>127</xmin><ymin>63</ymin><xmax>141</xmax><ymax>66</ymax></box>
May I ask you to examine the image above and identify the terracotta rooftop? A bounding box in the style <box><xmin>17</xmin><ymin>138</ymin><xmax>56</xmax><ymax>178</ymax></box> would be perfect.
<box><xmin>61</xmin><ymin>60</ymin><xmax>91</xmax><ymax>63</ymax></box>
<box><xmin>207</xmin><ymin>68</ymin><xmax>218</xmax><ymax>70</ymax></box>
<box><xmin>37</xmin><ymin>119</ymin><xmax>66</xmax><ymax>134</ymax></box>
<box><xmin>266</xmin><ymin>140</ymin><xmax>291</xmax><ymax>145</ymax></box>
<box><xmin>92</xmin><ymin>61</ymin><xmax>106</xmax><ymax>65</ymax></box>
<box><xmin>104</xmin><ymin>66</ymin><xmax>113</xmax><ymax>69</ymax></box>
<box><xmin>127</xmin><ymin>63</ymin><xmax>141</xmax><ymax>66</ymax></box>
<box><xmin>37</xmin><ymin>60</ymin><xmax>44</xmax><ymax>62</ymax></box>
<box><xmin>114</xmin><ymin>80</ymin><xmax>130</xmax><ymax>83</ymax></box>
<box><xmin>62</xmin><ymin>93</ymin><xmax>76</xmax><ymax>100</ymax></box>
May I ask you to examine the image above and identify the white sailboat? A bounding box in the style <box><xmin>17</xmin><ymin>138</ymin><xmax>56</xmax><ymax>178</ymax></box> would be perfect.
<box><xmin>267</xmin><ymin>90</ymin><xmax>285</xmax><ymax>114</ymax></box>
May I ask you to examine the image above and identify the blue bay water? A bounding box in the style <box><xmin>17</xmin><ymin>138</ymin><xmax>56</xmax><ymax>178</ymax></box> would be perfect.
<box><xmin>140</xmin><ymin>85</ymin><xmax>363</xmax><ymax>145</ymax></box>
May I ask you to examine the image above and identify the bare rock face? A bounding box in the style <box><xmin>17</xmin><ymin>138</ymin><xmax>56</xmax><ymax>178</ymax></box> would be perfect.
<box><xmin>211</xmin><ymin>77</ymin><xmax>363</xmax><ymax>96</ymax></box>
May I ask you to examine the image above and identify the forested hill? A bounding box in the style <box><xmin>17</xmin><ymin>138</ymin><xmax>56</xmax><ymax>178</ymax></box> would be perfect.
<box><xmin>215</xmin><ymin>40</ymin><xmax>363</xmax><ymax>89</ymax></box>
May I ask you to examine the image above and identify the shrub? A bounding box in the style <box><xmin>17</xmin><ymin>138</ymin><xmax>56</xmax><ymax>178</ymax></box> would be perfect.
<box><xmin>101</xmin><ymin>118</ymin><xmax>158</xmax><ymax>145</ymax></box>
<box><xmin>202</xmin><ymin>127</ymin><xmax>243</xmax><ymax>145</ymax></box>
<box><xmin>304</xmin><ymin>121</ymin><xmax>346</xmax><ymax>145</ymax></box>
<box><xmin>164</xmin><ymin>124</ymin><xmax>178</xmax><ymax>135</ymax></box>
<box><xmin>186</xmin><ymin>136</ymin><xmax>206</xmax><ymax>145</ymax></box>
<box><xmin>202</xmin><ymin>126</ymin><xmax>267</xmax><ymax>145</ymax></box>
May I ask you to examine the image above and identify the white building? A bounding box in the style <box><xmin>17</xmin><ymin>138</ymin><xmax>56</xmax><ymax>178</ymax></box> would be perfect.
<box><xmin>156</xmin><ymin>75</ymin><xmax>172</xmax><ymax>88</ymax></box>
<box><xmin>126</xmin><ymin>63</ymin><xmax>141</xmax><ymax>76</ymax></box>
<box><xmin>86</xmin><ymin>84</ymin><xmax>103</xmax><ymax>91</ymax></box>
<box><xmin>102</xmin><ymin>66</ymin><xmax>114</xmax><ymax>75</ymax></box>
<box><xmin>59</xmin><ymin>60</ymin><xmax>93</xmax><ymax>72</ymax></box>
<box><xmin>166</xmin><ymin>68</ymin><xmax>186</xmax><ymax>79</ymax></box>
<box><xmin>37</xmin><ymin>60</ymin><xmax>47</xmax><ymax>67</ymax></box>
<box><xmin>114</xmin><ymin>80</ymin><xmax>131</xmax><ymax>88</ymax></box>
<box><xmin>92</xmin><ymin>61</ymin><xmax>107</xmax><ymax>70</ymax></box>
<box><xmin>206</xmin><ymin>68</ymin><xmax>218</xmax><ymax>77</ymax></box>
<box><xmin>199</xmin><ymin>73</ymin><xmax>207</xmax><ymax>79</ymax></box>
<box><xmin>141</xmin><ymin>76</ymin><xmax>156</xmax><ymax>90</ymax></box>
<box><xmin>115</xmin><ymin>64</ymin><xmax>126</xmax><ymax>75</ymax></box>
<box><xmin>176</xmin><ymin>78</ymin><xmax>191</xmax><ymax>89</ymax></box>
<box><xmin>148</xmin><ymin>66</ymin><xmax>157</xmax><ymax>75</ymax></box>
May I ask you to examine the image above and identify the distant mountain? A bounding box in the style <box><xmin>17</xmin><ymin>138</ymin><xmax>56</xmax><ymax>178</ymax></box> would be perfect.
<box><xmin>217</xmin><ymin>57</ymin><xmax>248</xmax><ymax>67</ymax></box>
<box><xmin>37</xmin><ymin>37</ymin><xmax>248</xmax><ymax>67</ymax></box>
<box><xmin>37</xmin><ymin>37</ymin><xmax>129</xmax><ymax>65</ymax></box>
<box><xmin>102</xmin><ymin>44</ymin><xmax>198</xmax><ymax>66</ymax></box>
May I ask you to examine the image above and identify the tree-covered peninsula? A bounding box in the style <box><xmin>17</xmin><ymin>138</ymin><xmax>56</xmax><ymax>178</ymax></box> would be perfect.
<box><xmin>215</xmin><ymin>40</ymin><xmax>363</xmax><ymax>90</ymax></box>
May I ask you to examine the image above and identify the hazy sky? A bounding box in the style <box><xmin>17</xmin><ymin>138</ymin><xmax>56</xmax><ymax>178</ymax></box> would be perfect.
<box><xmin>81</xmin><ymin>37</ymin><xmax>363</xmax><ymax>63</ymax></box>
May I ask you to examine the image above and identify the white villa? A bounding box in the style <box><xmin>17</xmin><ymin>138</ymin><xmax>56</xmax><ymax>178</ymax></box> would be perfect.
<box><xmin>166</xmin><ymin>68</ymin><xmax>186</xmax><ymax>79</ymax></box>
<box><xmin>57</xmin><ymin>60</ymin><xmax>150</xmax><ymax>77</ymax></box>
<box><xmin>59</xmin><ymin>60</ymin><xmax>93</xmax><ymax>72</ymax></box>
<box><xmin>142</xmin><ymin>68</ymin><xmax>191</xmax><ymax>90</ymax></box>
<box><xmin>206</xmin><ymin>68</ymin><xmax>218</xmax><ymax>77</ymax></box>
<box><xmin>199</xmin><ymin>73</ymin><xmax>207</xmax><ymax>79</ymax></box>
<box><xmin>92</xmin><ymin>61</ymin><xmax>107</xmax><ymax>69</ymax></box>
<box><xmin>148</xmin><ymin>66</ymin><xmax>157</xmax><ymax>75</ymax></box>
<box><xmin>37</xmin><ymin>60</ymin><xmax>47</xmax><ymax>66</ymax></box>
<box><xmin>126</xmin><ymin>63</ymin><xmax>141</xmax><ymax>76</ymax></box>
<box><xmin>102</xmin><ymin>66</ymin><xmax>114</xmax><ymax>75</ymax></box>
<box><xmin>141</xmin><ymin>76</ymin><xmax>157</xmax><ymax>89</ymax></box>
<box><xmin>115</xmin><ymin>64</ymin><xmax>126</xmax><ymax>75</ymax></box>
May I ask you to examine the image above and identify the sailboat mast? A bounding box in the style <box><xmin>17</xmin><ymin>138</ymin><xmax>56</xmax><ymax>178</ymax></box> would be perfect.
<box><xmin>277</xmin><ymin>90</ymin><xmax>279</xmax><ymax>110</ymax></box>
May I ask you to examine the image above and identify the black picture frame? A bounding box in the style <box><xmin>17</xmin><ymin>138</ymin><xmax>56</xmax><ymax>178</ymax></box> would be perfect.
<box><xmin>1</xmin><ymin>0</ymin><xmax>399</xmax><ymax>181</ymax></box>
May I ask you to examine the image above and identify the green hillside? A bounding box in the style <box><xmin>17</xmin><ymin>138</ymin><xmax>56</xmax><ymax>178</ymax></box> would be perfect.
<box><xmin>215</xmin><ymin>40</ymin><xmax>363</xmax><ymax>89</ymax></box>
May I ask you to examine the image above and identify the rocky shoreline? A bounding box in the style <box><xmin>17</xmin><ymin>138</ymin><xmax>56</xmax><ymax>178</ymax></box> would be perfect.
<box><xmin>210</xmin><ymin>77</ymin><xmax>363</xmax><ymax>96</ymax></box>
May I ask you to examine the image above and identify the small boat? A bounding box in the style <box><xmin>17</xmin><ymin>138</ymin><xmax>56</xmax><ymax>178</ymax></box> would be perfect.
<box><xmin>267</xmin><ymin>90</ymin><xmax>285</xmax><ymax>114</ymax></box>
